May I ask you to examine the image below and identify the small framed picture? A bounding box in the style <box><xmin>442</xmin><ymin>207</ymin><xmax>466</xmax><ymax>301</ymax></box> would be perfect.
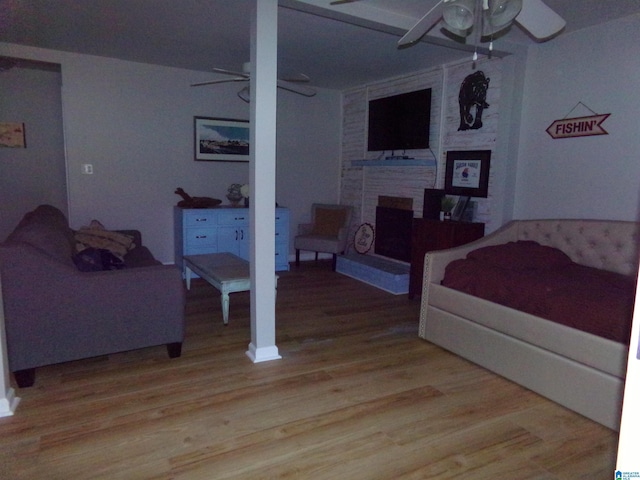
<box><xmin>194</xmin><ymin>116</ymin><xmax>249</xmax><ymax>162</ymax></box>
<box><xmin>451</xmin><ymin>196</ymin><xmax>470</xmax><ymax>222</ymax></box>
<box><xmin>0</xmin><ymin>122</ymin><xmax>26</xmax><ymax>148</ymax></box>
<box><xmin>444</xmin><ymin>150</ymin><xmax>491</xmax><ymax>198</ymax></box>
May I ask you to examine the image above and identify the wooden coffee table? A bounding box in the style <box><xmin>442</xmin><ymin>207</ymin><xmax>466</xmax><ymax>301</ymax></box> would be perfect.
<box><xmin>183</xmin><ymin>252</ymin><xmax>278</xmax><ymax>325</ymax></box>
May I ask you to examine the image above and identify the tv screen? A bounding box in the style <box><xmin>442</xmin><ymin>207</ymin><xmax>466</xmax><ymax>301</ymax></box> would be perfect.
<box><xmin>367</xmin><ymin>88</ymin><xmax>431</xmax><ymax>152</ymax></box>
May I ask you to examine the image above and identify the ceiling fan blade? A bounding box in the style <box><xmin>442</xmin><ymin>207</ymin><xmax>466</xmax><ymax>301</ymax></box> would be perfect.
<box><xmin>397</xmin><ymin>0</ymin><xmax>445</xmax><ymax>47</ymax></box>
<box><xmin>330</xmin><ymin>0</ymin><xmax>359</xmax><ymax>4</ymax></box>
<box><xmin>212</xmin><ymin>67</ymin><xmax>249</xmax><ymax>78</ymax></box>
<box><xmin>279</xmin><ymin>73</ymin><xmax>311</xmax><ymax>83</ymax></box>
<box><xmin>190</xmin><ymin>77</ymin><xmax>247</xmax><ymax>87</ymax></box>
<box><xmin>277</xmin><ymin>79</ymin><xmax>317</xmax><ymax>97</ymax></box>
<box><xmin>515</xmin><ymin>0</ymin><xmax>565</xmax><ymax>40</ymax></box>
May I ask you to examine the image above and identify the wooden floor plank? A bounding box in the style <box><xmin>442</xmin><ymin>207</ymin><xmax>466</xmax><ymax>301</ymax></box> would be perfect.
<box><xmin>0</xmin><ymin>261</ymin><xmax>618</xmax><ymax>479</ymax></box>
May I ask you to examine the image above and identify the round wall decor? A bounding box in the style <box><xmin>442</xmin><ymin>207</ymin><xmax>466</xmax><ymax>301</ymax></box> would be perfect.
<box><xmin>353</xmin><ymin>223</ymin><xmax>375</xmax><ymax>254</ymax></box>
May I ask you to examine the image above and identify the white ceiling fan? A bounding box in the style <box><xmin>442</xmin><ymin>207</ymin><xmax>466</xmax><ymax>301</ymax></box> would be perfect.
<box><xmin>191</xmin><ymin>62</ymin><xmax>317</xmax><ymax>102</ymax></box>
<box><xmin>331</xmin><ymin>0</ymin><xmax>566</xmax><ymax>46</ymax></box>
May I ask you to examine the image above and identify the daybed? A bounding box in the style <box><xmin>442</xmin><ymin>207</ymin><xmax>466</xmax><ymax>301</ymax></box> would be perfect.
<box><xmin>0</xmin><ymin>205</ymin><xmax>186</xmax><ymax>387</ymax></box>
<box><xmin>419</xmin><ymin>219</ymin><xmax>639</xmax><ymax>430</ymax></box>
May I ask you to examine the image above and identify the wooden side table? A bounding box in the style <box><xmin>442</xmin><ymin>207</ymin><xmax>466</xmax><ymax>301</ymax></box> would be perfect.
<box><xmin>408</xmin><ymin>219</ymin><xmax>484</xmax><ymax>299</ymax></box>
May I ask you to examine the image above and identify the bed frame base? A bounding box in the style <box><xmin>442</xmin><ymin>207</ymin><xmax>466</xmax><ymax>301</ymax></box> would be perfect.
<box><xmin>423</xmin><ymin>306</ymin><xmax>624</xmax><ymax>430</ymax></box>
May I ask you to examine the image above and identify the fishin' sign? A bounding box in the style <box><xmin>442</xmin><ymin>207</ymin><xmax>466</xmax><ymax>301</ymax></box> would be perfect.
<box><xmin>546</xmin><ymin>114</ymin><xmax>610</xmax><ymax>139</ymax></box>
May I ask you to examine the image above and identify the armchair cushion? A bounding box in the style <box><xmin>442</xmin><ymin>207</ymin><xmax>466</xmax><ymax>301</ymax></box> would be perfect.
<box><xmin>311</xmin><ymin>208</ymin><xmax>347</xmax><ymax>237</ymax></box>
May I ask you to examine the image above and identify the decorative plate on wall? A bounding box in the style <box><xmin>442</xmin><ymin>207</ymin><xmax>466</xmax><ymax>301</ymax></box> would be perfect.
<box><xmin>353</xmin><ymin>223</ymin><xmax>375</xmax><ymax>254</ymax></box>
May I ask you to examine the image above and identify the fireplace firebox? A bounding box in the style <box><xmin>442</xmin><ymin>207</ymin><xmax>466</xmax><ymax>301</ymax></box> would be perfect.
<box><xmin>375</xmin><ymin>206</ymin><xmax>413</xmax><ymax>262</ymax></box>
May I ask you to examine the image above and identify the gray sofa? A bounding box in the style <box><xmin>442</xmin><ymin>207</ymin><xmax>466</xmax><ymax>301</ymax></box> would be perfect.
<box><xmin>0</xmin><ymin>205</ymin><xmax>185</xmax><ymax>387</ymax></box>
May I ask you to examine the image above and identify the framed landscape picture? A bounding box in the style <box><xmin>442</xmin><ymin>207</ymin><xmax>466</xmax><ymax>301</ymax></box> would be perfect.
<box><xmin>444</xmin><ymin>150</ymin><xmax>491</xmax><ymax>198</ymax></box>
<box><xmin>194</xmin><ymin>116</ymin><xmax>250</xmax><ymax>162</ymax></box>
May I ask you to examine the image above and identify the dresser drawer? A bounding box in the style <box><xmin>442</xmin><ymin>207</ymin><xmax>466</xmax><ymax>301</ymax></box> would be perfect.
<box><xmin>275</xmin><ymin>210</ymin><xmax>287</xmax><ymax>225</ymax></box>
<box><xmin>275</xmin><ymin>241</ymin><xmax>289</xmax><ymax>264</ymax></box>
<box><xmin>218</xmin><ymin>209</ymin><xmax>249</xmax><ymax>226</ymax></box>
<box><xmin>185</xmin><ymin>211</ymin><xmax>217</xmax><ymax>227</ymax></box>
<box><xmin>186</xmin><ymin>228</ymin><xmax>217</xmax><ymax>248</ymax></box>
<box><xmin>274</xmin><ymin>228</ymin><xmax>287</xmax><ymax>242</ymax></box>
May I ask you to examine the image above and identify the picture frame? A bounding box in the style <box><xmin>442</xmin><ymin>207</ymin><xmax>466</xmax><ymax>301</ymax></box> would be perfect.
<box><xmin>451</xmin><ymin>195</ymin><xmax>470</xmax><ymax>222</ymax></box>
<box><xmin>0</xmin><ymin>122</ymin><xmax>26</xmax><ymax>148</ymax></box>
<box><xmin>194</xmin><ymin>116</ymin><xmax>250</xmax><ymax>162</ymax></box>
<box><xmin>444</xmin><ymin>150</ymin><xmax>491</xmax><ymax>198</ymax></box>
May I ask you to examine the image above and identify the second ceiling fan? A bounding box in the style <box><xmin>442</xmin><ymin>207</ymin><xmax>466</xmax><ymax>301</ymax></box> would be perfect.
<box><xmin>191</xmin><ymin>62</ymin><xmax>317</xmax><ymax>102</ymax></box>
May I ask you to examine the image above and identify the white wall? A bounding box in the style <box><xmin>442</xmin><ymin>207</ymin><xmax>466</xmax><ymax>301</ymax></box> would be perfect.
<box><xmin>515</xmin><ymin>14</ymin><xmax>640</xmax><ymax>221</ymax></box>
<box><xmin>0</xmin><ymin>42</ymin><xmax>342</xmax><ymax>263</ymax></box>
<box><xmin>276</xmin><ymin>90</ymin><xmax>342</xmax><ymax>229</ymax></box>
<box><xmin>0</xmin><ymin>64</ymin><xmax>67</xmax><ymax>241</ymax></box>
<box><xmin>617</xmin><ymin>276</ymin><xmax>640</xmax><ymax>467</ymax></box>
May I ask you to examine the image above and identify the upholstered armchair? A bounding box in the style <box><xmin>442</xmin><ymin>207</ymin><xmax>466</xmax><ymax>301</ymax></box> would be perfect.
<box><xmin>294</xmin><ymin>203</ymin><xmax>353</xmax><ymax>270</ymax></box>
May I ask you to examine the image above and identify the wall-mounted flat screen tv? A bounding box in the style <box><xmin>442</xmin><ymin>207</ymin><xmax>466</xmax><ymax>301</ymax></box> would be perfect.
<box><xmin>367</xmin><ymin>88</ymin><xmax>431</xmax><ymax>152</ymax></box>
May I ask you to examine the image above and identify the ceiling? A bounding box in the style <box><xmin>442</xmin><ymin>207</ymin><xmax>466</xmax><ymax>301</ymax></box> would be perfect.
<box><xmin>1</xmin><ymin>0</ymin><xmax>639</xmax><ymax>90</ymax></box>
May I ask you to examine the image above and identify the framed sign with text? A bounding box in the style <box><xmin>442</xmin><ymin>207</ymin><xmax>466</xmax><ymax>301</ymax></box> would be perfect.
<box><xmin>444</xmin><ymin>150</ymin><xmax>491</xmax><ymax>198</ymax></box>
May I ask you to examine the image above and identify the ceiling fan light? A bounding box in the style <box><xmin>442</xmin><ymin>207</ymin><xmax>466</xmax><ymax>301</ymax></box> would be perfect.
<box><xmin>443</xmin><ymin>0</ymin><xmax>475</xmax><ymax>30</ymax></box>
<box><xmin>486</xmin><ymin>0</ymin><xmax>522</xmax><ymax>28</ymax></box>
<box><xmin>442</xmin><ymin>24</ymin><xmax>469</xmax><ymax>38</ymax></box>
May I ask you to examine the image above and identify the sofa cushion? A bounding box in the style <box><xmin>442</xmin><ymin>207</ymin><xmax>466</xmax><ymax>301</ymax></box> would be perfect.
<box><xmin>6</xmin><ymin>221</ymin><xmax>75</xmax><ymax>266</ymax></box>
<box><xmin>123</xmin><ymin>245</ymin><xmax>161</xmax><ymax>267</ymax></box>
<box><xmin>18</xmin><ymin>204</ymin><xmax>70</xmax><ymax>232</ymax></box>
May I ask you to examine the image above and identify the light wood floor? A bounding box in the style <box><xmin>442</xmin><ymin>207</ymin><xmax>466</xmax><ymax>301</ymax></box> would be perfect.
<box><xmin>0</xmin><ymin>261</ymin><xmax>618</xmax><ymax>479</ymax></box>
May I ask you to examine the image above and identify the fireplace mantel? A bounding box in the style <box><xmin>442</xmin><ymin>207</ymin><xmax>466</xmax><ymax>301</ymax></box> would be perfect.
<box><xmin>351</xmin><ymin>159</ymin><xmax>436</xmax><ymax>167</ymax></box>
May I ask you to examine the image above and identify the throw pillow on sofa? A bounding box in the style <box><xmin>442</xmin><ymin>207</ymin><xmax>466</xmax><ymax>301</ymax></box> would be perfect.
<box><xmin>73</xmin><ymin>247</ymin><xmax>126</xmax><ymax>271</ymax></box>
<box><xmin>74</xmin><ymin>220</ymin><xmax>135</xmax><ymax>259</ymax></box>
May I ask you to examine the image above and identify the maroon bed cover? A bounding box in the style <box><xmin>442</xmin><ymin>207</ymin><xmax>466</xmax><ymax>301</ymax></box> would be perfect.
<box><xmin>442</xmin><ymin>241</ymin><xmax>636</xmax><ymax>344</ymax></box>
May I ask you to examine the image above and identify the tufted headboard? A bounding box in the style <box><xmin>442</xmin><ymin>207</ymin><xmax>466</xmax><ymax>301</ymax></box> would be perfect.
<box><xmin>514</xmin><ymin>220</ymin><xmax>640</xmax><ymax>276</ymax></box>
<box><xmin>423</xmin><ymin>219</ymin><xmax>640</xmax><ymax>289</ymax></box>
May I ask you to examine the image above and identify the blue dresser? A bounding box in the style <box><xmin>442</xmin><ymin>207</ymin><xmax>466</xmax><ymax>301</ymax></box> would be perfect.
<box><xmin>174</xmin><ymin>206</ymin><xmax>290</xmax><ymax>278</ymax></box>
